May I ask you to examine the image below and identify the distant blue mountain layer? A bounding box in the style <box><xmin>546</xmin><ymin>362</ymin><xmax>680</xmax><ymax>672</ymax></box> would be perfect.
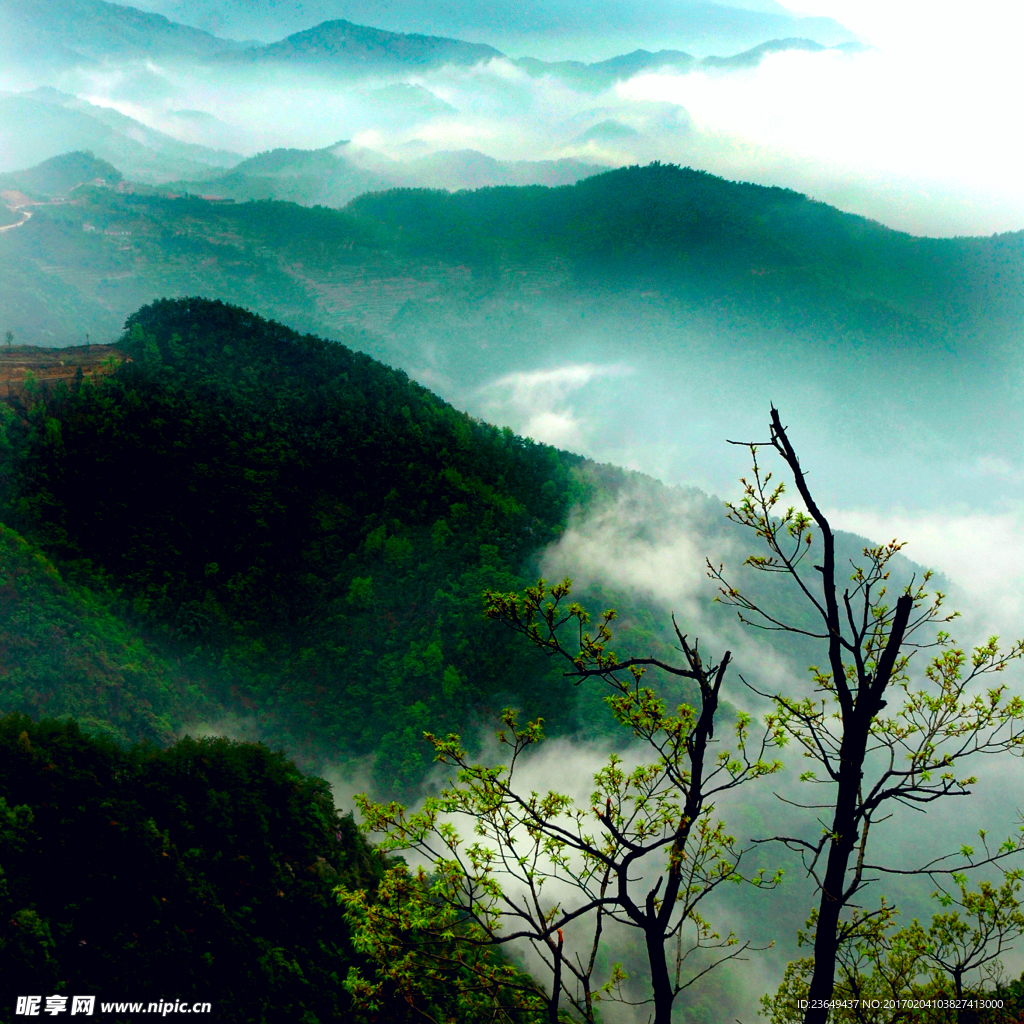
<box><xmin>123</xmin><ymin>0</ymin><xmax>856</xmax><ymax>57</ymax></box>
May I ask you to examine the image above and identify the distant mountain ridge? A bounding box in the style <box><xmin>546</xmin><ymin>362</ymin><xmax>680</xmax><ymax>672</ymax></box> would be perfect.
<box><xmin>2</xmin><ymin>0</ymin><xmax>857</xmax><ymax>82</ymax></box>
<box><xmin>0</xmin><ymin>90</ymin><xmax>240</xmax><ymax>179</ymax></box>
<box><xmin>214</xmin><ymin>18</ymin><xmax>851</xmax><ymax>82</ymax></box>
<box><xmin>0</xmin><ymin>0</ymin><xmax>247</xmax><ymax>70</ymax></box>
<box><xmin>516</xmin><ymin>37</ymin><xmax>854</xmax><ymax>90</ymax></box>
<box><xmin>0</xmin><ymin>151</ymin><xmax>122</xmax><ymax>197</ymax></box>
<box><xmin>215</xmin><ymin>18</ymin><xmax>503</xmax><ymax>70</ymax></box>
<box><xmin>121</xmin><ymin>0</ymin><xmax>857</xmax><ymax>60</ymax></box>
<box><xmin>170</xmin><ymin>142</ymin><xmax>607</xmax><ymax>205</ymax></box>
<box><xmin>2</xmin><ymin>157</ymin><xmax>1021</xmax><ymax>355</ymax></box>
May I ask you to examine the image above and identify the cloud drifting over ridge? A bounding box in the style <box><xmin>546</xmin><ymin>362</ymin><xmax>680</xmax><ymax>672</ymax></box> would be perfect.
<box><xmin>617</xmin><ymin>43</ymin><xmax>1024</xmax><ymax>236</ymax></box>
<box><xmin>830</xmin><ymin>505</ymin><xmax>1024</xmax><ymax>644</ymax></box>
<box><xmin>474</xmin><ymin>362</ymin><xmax>633</xmax><ymax>450</ymax></box>
<box><xmin>10</xmin><ymin>20</ymin><xmax>1019</xmax><ymax>237</ymax></box>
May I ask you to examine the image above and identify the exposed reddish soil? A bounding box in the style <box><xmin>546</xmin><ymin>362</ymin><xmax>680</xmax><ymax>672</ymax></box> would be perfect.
<box><xmin>0</xmin><ymin>344</ymin><xmax>124</xmax><ymax>402</ymax></box>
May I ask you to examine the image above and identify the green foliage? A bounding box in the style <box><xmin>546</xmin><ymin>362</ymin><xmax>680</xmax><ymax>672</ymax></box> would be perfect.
<box><xmin>0</xmin><ymin>298</ymin><xmax>594</xmax><ymax>791</ymax></box>
<box><xmin>763</xmin><ymin>869</ymin><xmax>1024</xmax><ymax>1023</ymax></box>
<box><xmin>0</xmin><ymin>713</ymin><xmax>389</xmax><ymax>1022</ymax></box>
<box><xmin>346</xmin><ymin>582</ymin><xmax>782</xmax><ymax>1024</ymax></box>
<box><xmin>339</xmin><ymin>863</ymin><xmax>553</xmax><ymax>1023</ymax></box>
<box><xmin>715</xmin><ymin>411</ymin><xmax>1024</xmax><ymax>1022</ymax></box>
<box><xmin>0</xmin><ymin>523</ymin><xmax>206</xmax><ymax>743</ymax></box>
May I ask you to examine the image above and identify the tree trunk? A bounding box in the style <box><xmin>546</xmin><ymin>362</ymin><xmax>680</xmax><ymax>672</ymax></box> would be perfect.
<box><xmin>803</xmin><ymin>729</ymin><xmax>869</xmax><ymax>1024</ymax></box>
<box><xmin>647</xmin><ymin>924</ymin><xmax>676</xmax><ymax>1024</ymax></box>
<box><xmin>548</xmin><ymin>931</ymin><xmax>564</xmax><ymax>1024</ymax></box>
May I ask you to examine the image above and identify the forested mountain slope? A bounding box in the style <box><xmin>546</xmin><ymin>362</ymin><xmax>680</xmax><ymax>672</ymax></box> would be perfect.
<box><xmin>346</xmin><ymin>163</ymin><xmax>1024</xmax><ymax>334</ymax></box>
<box><xmin>0</xmin><ymin>297</ymin><xmax>936</xmax><ymax>796</ymax></box>
<box><xmin>1</xmin><ymin>299</ymin><xmax>692</xmax><ymax>793</ymax></box>
<box><xmin>0</xmin><ymin>715</ymin><xmax>397</xmax><ymax>1023</ymax></box>
<box><xmin>0</xmin><ymin>524</ymin><xmax>205</xmax><ymax>744</ymax></box>
<box><xmin>0</xmin><ymin>296</ymin><xmax>954</xmax><ymax>1022</ymax></box>
<box><xmin>2</xmin><ymin>161</ymin><xmax>1020</xmax><ymax>352</ymax></box>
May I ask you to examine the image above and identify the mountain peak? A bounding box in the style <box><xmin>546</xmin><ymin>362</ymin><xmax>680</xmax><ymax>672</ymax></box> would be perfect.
<box><xmin>220</xmin><ymin>17</ymin><xmax>504</xmax><ymax>70</ymax></box>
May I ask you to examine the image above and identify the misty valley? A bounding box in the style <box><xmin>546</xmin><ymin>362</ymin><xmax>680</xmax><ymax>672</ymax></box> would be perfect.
<box><xmin>2</xmin><ymin>0</ymin><xmax>1024</xmax><ymax>1022</ymax></box>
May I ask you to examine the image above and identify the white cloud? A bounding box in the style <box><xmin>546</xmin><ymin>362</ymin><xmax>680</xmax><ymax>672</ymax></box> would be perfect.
<box><xmin>475</xmin><ymin>362</ymin><xmax>632</xmax><ymax>449</ymax></box>
<box><xmin>539</xmin><ymin>481</ymin><xmax>803</xmax><ymax>697</ymax></box>
<box><xmin>616</xmin><ymin>40</ymin><xmax>1024</xmax><ymax>235</ymax></box>
<box><xmin>829</xmin><ymin>505</ymin><xmax>1024</xmax><ymax>642</ymax></box>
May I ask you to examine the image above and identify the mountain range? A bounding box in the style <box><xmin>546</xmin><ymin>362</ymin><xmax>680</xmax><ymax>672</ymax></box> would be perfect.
<box><xmin>213</xmin><ymin>18</ymin><xmax>503</xmax><ymax>71</ymax></box>
<box><xmin>213</xmin><ymin>19</ymin><xmax>851</xmax><ymax>85</ymax></box>
<box><xmin>121</xmin><ymin>0</ymin><xmax>856</xmax><ymax>59</ymax></box>
<box><xmin>0</xmin><ymin>0</ymin><xmax>866</xmax><ymax>185</ymax></box>
<box><xmin>0</xmin><ymin>0</ymin><xmax>247</xmax><ymax>75</ymax></box>
<box><xmin>3</xmin><ymin>156</ymin><xmax>1019</xmax><ymax>514</ymax></box>
<box><xmin>4</xmin><ymin>156</ymin><xmax>1019</xmax><ymax>346</ymax></box>
<box><xmin>167</xmin><ymin>142</ymin><xmax>607</xmax><ymax>206</ymax></box>
<box><xmin>0</xmin><ymin>89</ymin><xmax>240</xmax><ymax>179</ymax></box>
<box><xmin>0</xmin><ymin>0</ymin><xmax>861</xmax><ymax>82</ymax></box>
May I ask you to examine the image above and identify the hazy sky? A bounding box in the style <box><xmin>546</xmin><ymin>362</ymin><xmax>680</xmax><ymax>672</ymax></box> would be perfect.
<box><xmin>778</xmin><ymin>0</ymin><xmax>1020</xmax><ymax>47</ymax></box>
<box><xmin>615</xmin><ymin>0</ymin><xmax>1024</xmax><ymax>235</ymax></box>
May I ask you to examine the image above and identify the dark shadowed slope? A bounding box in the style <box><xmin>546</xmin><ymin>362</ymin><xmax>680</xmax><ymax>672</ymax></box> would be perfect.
<box><xmin>0</xmin><ymin>0</ymin><xmax>246</xmax><ymax>70</ymax></box>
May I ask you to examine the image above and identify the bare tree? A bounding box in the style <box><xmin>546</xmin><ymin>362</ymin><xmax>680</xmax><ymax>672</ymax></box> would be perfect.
<box><xmin>711</xmin><ymin>407</ymin><xmax>1024</xmax><ymax>1024</ymax></box>
<box><xmin>340</xmin><ymin>584</ymin><xmax>781</xmax><ymax>1024</ymax></box>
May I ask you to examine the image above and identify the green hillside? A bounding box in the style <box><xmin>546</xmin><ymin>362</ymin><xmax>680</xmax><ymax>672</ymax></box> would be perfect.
<box><xmin>0</xmin><ymin>715</ymin><xmax>389</xmax><ymax>1022</ymax></box>
<box><xmin>176</xmin><ymin>143</ymin><xmax>393</xmax><ymax>207</ymax></box>
<box><xmin>0</xmin><ymin>522</ymin><xmax>205</xmax><ymax>744</ymax></box>
<box><xmin>346</xmin><ymin>163</ymin><xmax>1024</xmax><ymax>335</ymax></box>
<box><xmin>0</xmin><ymin>149</ymin><xmax>122</xmax><ymax>197</ymax></box>
<box><xmin>1</xmin><ymin>160</ymin><xmax>1021</xmax><ymax>353</ymax></box>
<box><xmin>2</xmin><ymin>299</ymin><xmax>692</xmax><ymax>793</ymax></box>
<box><xmin>0</xmin><ymin>294</ymin><xmax>960</xmax><ymax>1020</ymax></box>
<box><xmin>0</xmin><ymin>295</ymin><xmax>932</xmax><ymax>797</ymax></box>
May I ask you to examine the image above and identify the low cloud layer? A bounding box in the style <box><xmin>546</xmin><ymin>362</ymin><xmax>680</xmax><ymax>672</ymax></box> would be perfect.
<box><xmin>4</xmin><ymin>23</ymin><xmax>1022</xmax><ymax>236</ymax></box>
<box><xmin>831</xmin><ymin>505</ymin><xmax>1024</xmax><ymax>645</ymax></box>
<box><xmin>474</xmin><ymin>362</ymin><xmax>633</xmax><ymax>451</ymax></box>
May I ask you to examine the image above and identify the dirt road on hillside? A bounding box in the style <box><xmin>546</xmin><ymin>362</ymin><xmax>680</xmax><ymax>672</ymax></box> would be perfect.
<box><xmin>0</xmin><ymin>206</ymin><xmax>32</xmax><ymax>233</ymax></box>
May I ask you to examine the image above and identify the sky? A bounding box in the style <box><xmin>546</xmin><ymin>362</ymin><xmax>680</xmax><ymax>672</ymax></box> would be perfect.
<box><xmin>609</xmin><ymin>0</ymin><xmax>1024</xmax><ymax>236</ymax></box>
<box><xmin>778</xmin><ymin>0</ymin><xmax>1021</xmax><ymax>47</ymax></box>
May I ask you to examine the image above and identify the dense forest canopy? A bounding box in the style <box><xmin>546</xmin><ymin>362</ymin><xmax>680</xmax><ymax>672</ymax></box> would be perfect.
<box><xmin>0</xmin><ymin>298</ymin><xmax>707</xmax><ymax>795</ymax></box>
<box><xmin>2</xmin><ymin>161</ymin><xmax>1022</xmax><ymax>349</ymax></box>
<box><xmin>0</xmin><ymin>713</ymin><xmax>399</xmax><ymax>1023</ymax></box>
